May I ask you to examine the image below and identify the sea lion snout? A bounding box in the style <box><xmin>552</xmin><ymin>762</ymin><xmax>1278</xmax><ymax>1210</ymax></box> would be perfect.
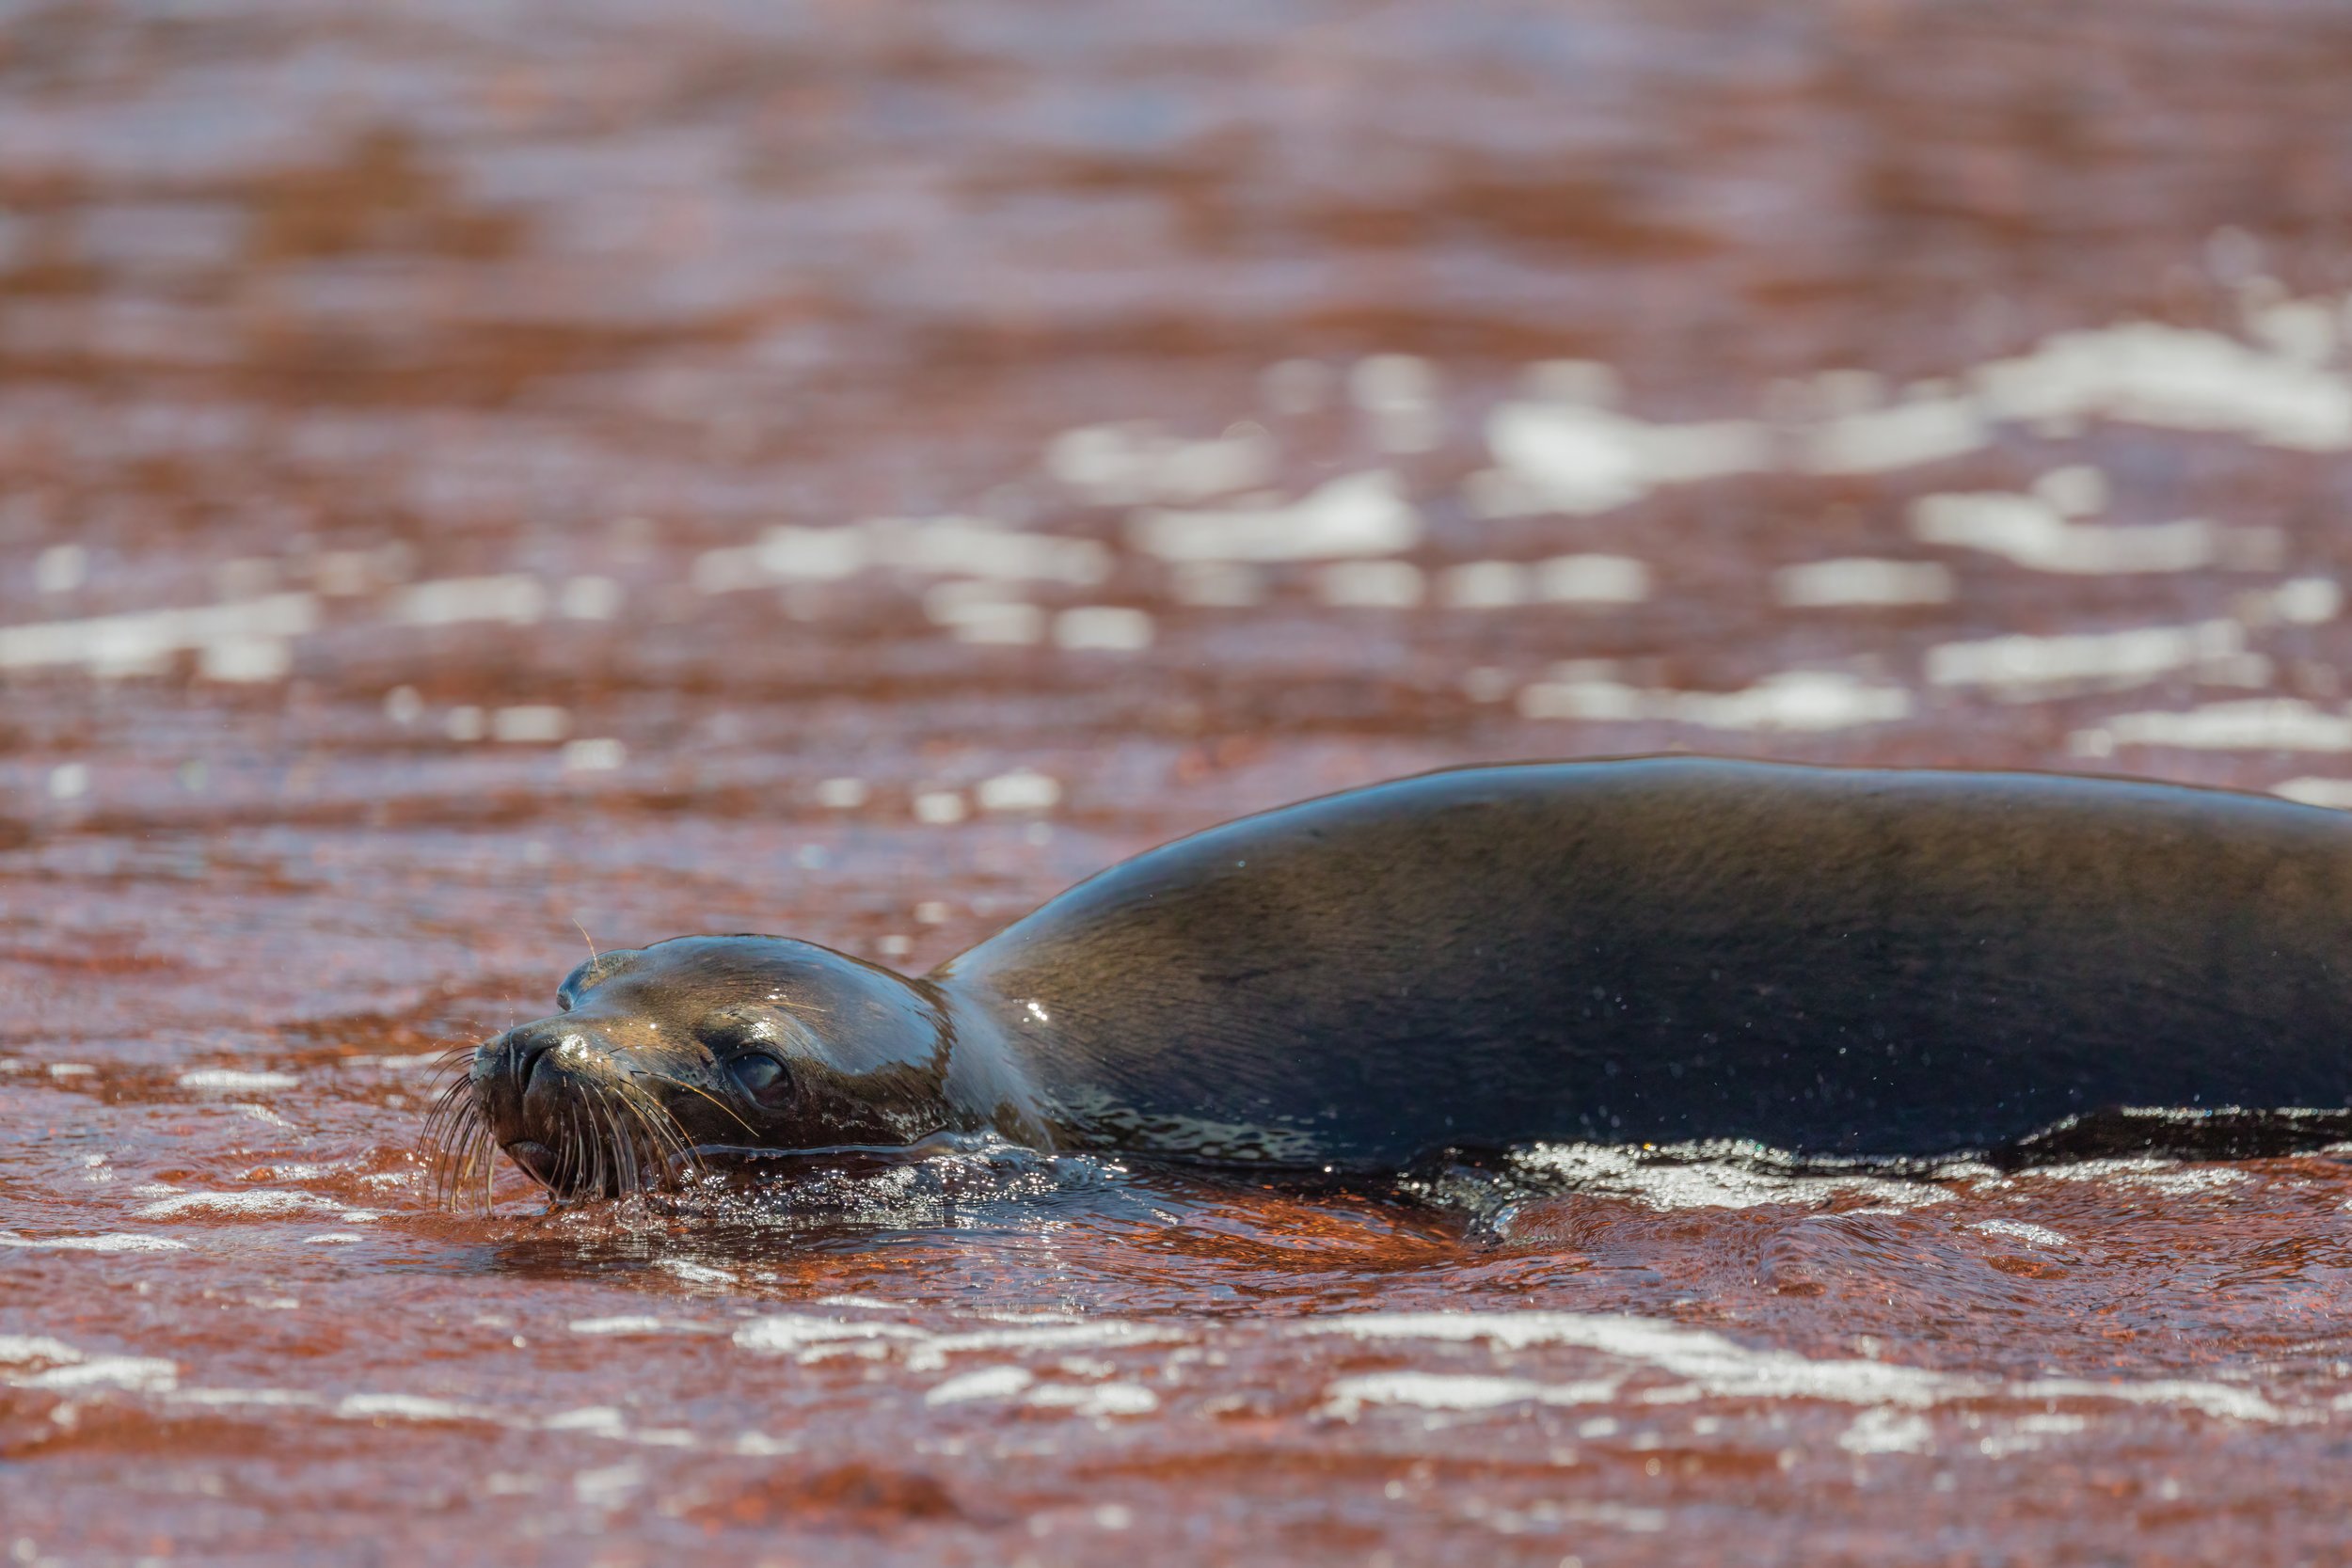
<box><xmin>458</xmin><ymin>1017</ymin><xmax>717</xmax><ymax>1200</ymax></box>
<box><xmin>470</xmin><ymin>1021</ymin><xmax>612</xmax><ymax>1149</ymax></box>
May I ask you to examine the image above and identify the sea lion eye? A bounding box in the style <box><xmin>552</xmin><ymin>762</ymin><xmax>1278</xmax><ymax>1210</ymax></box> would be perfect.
<box><xmin>729</xmin><ymin>1053</ymin><xmax>794</xmax><ymax>1111</ymax></box>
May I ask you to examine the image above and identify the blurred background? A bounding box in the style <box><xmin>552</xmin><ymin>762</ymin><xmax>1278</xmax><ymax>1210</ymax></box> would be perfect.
<box><xmin>9</xmin><ymin>3</ymin><xmax>2352</xmax><ymax>1561</ymax></box>
<box><xmin>8</xmin><ymin>4</ymin><xmax>2352</xmax><ymax>986</ymax></box>
<box><xmin>4</xmin><ymin>6</ymin><xmax>2352</xmax><ymax>963</ymax></box>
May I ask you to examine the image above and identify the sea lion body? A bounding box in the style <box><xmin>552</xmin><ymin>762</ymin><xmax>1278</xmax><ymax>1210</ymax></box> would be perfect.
<box><xmin>448</xmin><ymin>760</ymin><xmax>2352</xmax><ymax>1199</ymax></box>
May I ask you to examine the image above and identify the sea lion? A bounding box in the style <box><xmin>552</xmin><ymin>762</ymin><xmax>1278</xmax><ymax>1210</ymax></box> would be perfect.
<box><xmin>433</xmin><ymin>758</ymin><xmax>2352</xmax><ymax>1202</ymax></box>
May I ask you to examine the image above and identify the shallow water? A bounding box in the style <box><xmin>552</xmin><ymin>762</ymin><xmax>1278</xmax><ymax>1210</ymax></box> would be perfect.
<box><xmin>9</xmin><ymin>0</ymin><xmax>2352</xmax><ymax>1560</ymax></box>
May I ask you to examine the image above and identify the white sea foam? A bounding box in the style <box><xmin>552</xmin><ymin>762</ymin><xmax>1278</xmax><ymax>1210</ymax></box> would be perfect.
<box><xmin>490</xmin><ymin>705</ymin><xmax>568</xmax><ymax>743</ymax></box>
<box><xmin>1911</xmin><ymin>490</ymin><xmax>2254</xmax><ymax>575</ymax></box>
<box><xmin>564</xmin><ymin>738</ymin><xmax>627</xmax><ymax>772</ymax></box>
<box><xmin>170</xmin><ymin>1387</ymin><xmax>324</xmax><ymax>1410</ymax></box>
<box><xmin>391</xmin><ymin>576</ymin><xmax>546</xmax><ymax>626</ymax></box>
<box><xmin>1773</xmin><ymin>559</ymin><xmax>1953</xmax><ymax>608</ymax></box>
<box><xmin>177</xmin><ymin>1069</ymin><xmax>298</xmax><ymax>1092</ymax></box>
<box><xmin>1998</xmin><ymin>1159</ymin><xmax>2248</xmax><ymax>1196</ymax></box>
<box><xmin>1838</xmin><ymin>1408</ymin><xmax>1934</xmax><ymax>1454</ymax></box>
<box><xmin>0</xmin><ymin>593</ymin><xmax>317</xmax><ymax>678</ymax></box>
<box><xmin>1046</xmin><ymin>421</ymin><xmax>1275</xmax><ymax>505</ymax></box>
<box><xmin>899</xmin><ymin>1323</ymin><xmax>1183</xmax><ymax>1372</ymax></box>
<box><xmin>1130</xmin><ymin>471</ymin><xmax>1419</xmax><ymax>562</ymax></box>
<box><xmin>2009</xmin><ymin>1378</ymin><xmax>2282</xmax><ymax>1423</ymax></box>
<box><xmin>335</xmin><ymin>1392</ymin><xmax>492</xmax><ymax>1423</ymax></box>
<box><xmin>1483</xmin><ymin>402</ymin><xmax>1772</xmax><ymax>515</ymax></box>
<box><xmin>541</xmin><ymin>1406</ymin><xmax>628</xmax><ymax>1436</ymax></box>
<box><xmin>19</xmin><ymin>1355</ymin><xmax>180</xmax><ymax>1392</ymax></box>
<box><xmin>0</xmin><ymin>1230</ymin><xmax>189</xmax><ymax>1253</ymax></box>
<box><xmin>1972</xmin><ymin>321</ymin><xmax>2352</xmax><ymax>450</ymax></box>
<box><xmin>2254</xmin><ymin>578</ymin><xmax>2344</xmax><ymax>626</ymax></box>
<box><xmin>569</xmin><ymin>1317</ymin><xmax>711</xmax><ymax>1337</ymax></box>
<box><xmin>574</xmin><ymin>1462</ymin><xmax>646</xmax><ymax>1509</ymax></box>
<box><xmin>814</xmin><ymin>777</ymin><xmax>868</xmax><ymax>810</ymax></box>
<box><xmin>924</xmin><ymin>1366</ymin><xmax>1036</xmax><ymax>1405</ymax></box>
<box><xmin>1319</xmin><ymin>1371</ymin><xmax>1621</xmax><ymax>1419</ymax></box>
<box><xmin>2277</xmin><ymin>777</ymin><xmax>2352</xmax><ymax>809</ymax></box>
<box><xmin>1927</xmin><ymin>620</ymin><xmax>2246</xmax><ymax>698</ymax></box>
<box><xmin>731</xmin><ymin>1314</ymin><xmax>929</xmax><ymax>1354</ymax></box>
<box><xmin>1306</xmin><ymin>1312</ymin><xmax>1961</xmax><ymax>1406</ymax></box>
<box><xmin>2074</xmin><ymin>699</ymin><xmax>2352</xmax><ymax>754</ymax></box>
<box><xmin>922</xmin><ymin>583</ymin><xmax>1044</xmax><ymax>644</ymax></box>
<box><xmin>1803</xmin><ymin>396</ymin><xmax>1987</xmax><ymax>474</ymax></box>
<box><xmin>1021</xmin><ymin>1382</ymin><xmax>1159</xmax><ymax>1417</ymax></box>
<box><xmin>1506</xmin><ymin>1143</ymin><xmax>1951</xmax><ymax>1212</ymax></box>
<box><xmin>977</xmin><ymin>768</ymin><xmax>1060</xmax><ymax>812</ymax></box>
<box><xmin>693</xmin><ymin>532</ymin><xmax>851</xmax><ymax>588</ymax></box>
<box><xmin>1518</xmin><ymin>670</ymin><xmax>1911</xmax><ymax>732</ymax></box>
<box><xmin>1972</xmin><ymin>1219</ymin><xmax>2070</xmax><ymax>1248</ymax></box>
<box><xmin>731</xmin><ymin>1313</ymin><xmax>1181</xmax><ymax>1372</ymax></box>
<box><xmin>699</xmin><ymin>517</ymin><xmax>1110</xmax><ymax>592</ymax></box>
<box><xmin>1302</xmin><ymin>1311</ymin><xmax>2294</xmax><ymax>1422</ymax></box>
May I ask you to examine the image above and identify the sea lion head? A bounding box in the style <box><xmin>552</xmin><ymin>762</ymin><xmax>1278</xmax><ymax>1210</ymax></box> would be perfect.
<box><xmin>433</xmin><ymin>935</ymin><xmax>953</xmax><ymax>1203</ymax></box>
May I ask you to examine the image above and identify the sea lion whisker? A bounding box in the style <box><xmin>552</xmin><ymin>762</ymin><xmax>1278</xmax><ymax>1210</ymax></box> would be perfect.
<box><xmin>609</xmin><ymin>1082</ymin><xmax>690</xmax><ymax>1188</ymax></box>
<box><xmin>628</xmin><ymin>1092</ymin><xmax>673</xmax><ymax>1190</ymax></box>
<box><xmin>581</xmin><ymin>1101</ymin><xmax>604</xmax><ymax>1203</ymax></box>
<box><xmin>622</xmin><ymin>1101</ymin><xmax>667</xmax><ymax>1189</ymax></box>
<box><xmin>632</xmin><ymin>1070</ymin><xmax>759</xmax><ymax>1139</ymax></box>
<box><xmin>596</xmin><ymin>1095</ymin><xmax>623</xmax><ymax>1199</ymax></box>
<box><xmin>445</xmin><ymin>1104</ymin><xmax>475</xmax><ymax>1210</ymax></box>
<box><xmin>620</xmin><ymin>1080</ymin><xmax>699</xmax><ymax>1185</ymax></box>
<box><xmin>622</xmin><ymin>1081</ymin><xmax>700</xmax><ymax>1180</ymax></box>
<box><xmin>421</xmin><ymin>1053</ymin><xmax>470</xmax><ymax>1104</ymax></box>
<box><xmin>580</xmin><ymin>1102</ymin><xmax>601</xmax><ymax>1204</ymax></box>
<box><xmin>555</xmin><ymin>1104</ymin><xmax>581</xmax><ymax>1205</ymax></box>
<box><xmin>468</xmin><ymin>1114</ymin><xmax>498</xmax><ymax>1212</ymax></box>
<box><xmin>421</xmin><ymin>1084</ymin><xmax>485</xmax><ymax>1210</ymax></box>
<box><xmin>593</xmin><ymin>1086</ymin><xmax>635</xmax><ymax>1196</ymax></box>
<box><xmin>419</xmin><ymin>1074</ymin><xmax>469</xmax><ymax>1140</ymax></box>
<box><xmin>615</xmin><ymin>1095</ymin><xmax>654</xmax><ymax>1195</ymax></box>
<box><xmin>593</xmin><ymin>1090</ymin><xmax>621</xmax><ymax>1203</ymax></box>
<box><xmin>427</xmin><ymin>1107</ymin><xmax>461</xmax><ymax>1205</ymax></box>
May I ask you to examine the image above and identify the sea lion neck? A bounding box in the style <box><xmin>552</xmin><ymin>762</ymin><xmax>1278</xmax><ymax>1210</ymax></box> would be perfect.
<box><xmin>925</xmin><ymin>970</ymin><xmax>1057</xmax><ymax>1148</ymax></box>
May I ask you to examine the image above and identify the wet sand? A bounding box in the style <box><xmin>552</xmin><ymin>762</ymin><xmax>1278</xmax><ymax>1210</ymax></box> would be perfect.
<box><xmin>8</xmin><ymin>1</ymin><xmax>2352</xmax><ymax>1561</ymax></box>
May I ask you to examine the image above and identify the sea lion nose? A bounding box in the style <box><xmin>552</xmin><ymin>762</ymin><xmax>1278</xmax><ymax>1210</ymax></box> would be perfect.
<box><xmin>512</xmin><ymin>1032</ymin><xmax>558</xmax><ymax>1085</ymax></box>
<box><xmin>489</xmin><ymin>1022</ymin><xmax>602</xmax><ymax>1089</ymax></box>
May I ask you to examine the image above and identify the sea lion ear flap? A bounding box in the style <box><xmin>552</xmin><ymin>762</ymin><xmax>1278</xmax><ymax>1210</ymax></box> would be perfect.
<box><xmin>556</xmin><ymin>950</ymin><xmax>638</xmax><ymax>1010</ymax></box>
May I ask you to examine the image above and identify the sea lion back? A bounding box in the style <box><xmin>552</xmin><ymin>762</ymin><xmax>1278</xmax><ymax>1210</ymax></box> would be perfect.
<box><xmin>938</xmin><ymin>759</ymin><xmax>2352</xmax><ymax>1168</ymax></box>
